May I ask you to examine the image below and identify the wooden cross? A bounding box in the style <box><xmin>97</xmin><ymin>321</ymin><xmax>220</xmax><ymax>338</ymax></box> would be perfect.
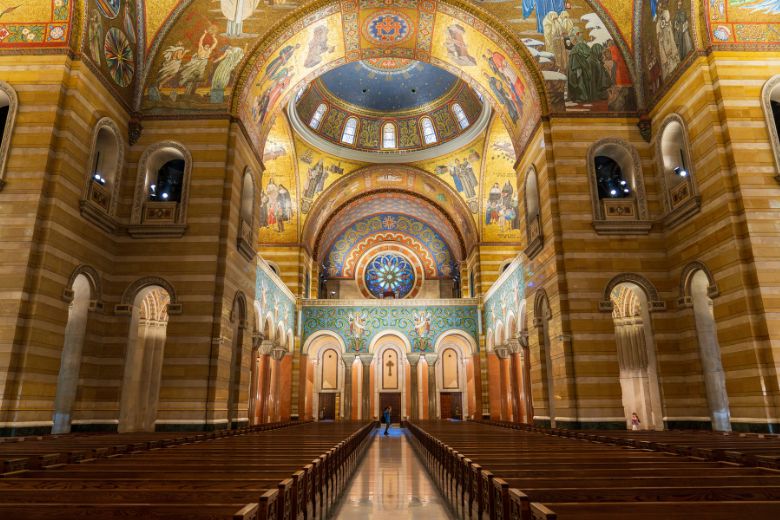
<box><xmin>386</xmin><ymin>358</ymin><xmax>395</xmax><ymax>377</ymax></box>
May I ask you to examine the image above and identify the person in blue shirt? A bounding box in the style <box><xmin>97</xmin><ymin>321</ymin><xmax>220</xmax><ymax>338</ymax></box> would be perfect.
<box><xmin>382</xmin><ymin>406</ymin><xmax>392</xmax><ymax>436</ymax></box>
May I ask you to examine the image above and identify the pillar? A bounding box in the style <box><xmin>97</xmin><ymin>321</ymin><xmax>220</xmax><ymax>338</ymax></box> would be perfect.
<box><xmin>249</xmin><ymin>333</ymin><xmax>263</xmax><ymax>425</ymax></box>
<box><xmin>407</xmin><ymin>353</ymin><xmax>420</xmax><ymax>420</ymax></box>
<box><xmin>258</xmin><ymin>340</ymin><xmax>274</xmax><ymax>423</ymax></box>
<box><xmin>425</xmin><ymin>353</ymin><xmax>438</xmax><ymax>419</ymax></box>
<box><xmin>495</xmin><ymin>346</ymin><xmax>511</xmax><ymax>421</ymax></box>
<box><xmin>359</xmin><ymin>355</ymin><xmax>372</xmax><ymax>420</ymax></box>
<box><xmin>342</xmin><ymin>354</ymin><xmax>356</xmax><ymax>420</ymax></box>
<box><xmin>508</xmin><ymin>338</ymin><xmax>523</xmax><ymax>423</ymax></box>
<box><xmin>271</xmin><ymin>347</ymin><xmax>288</xmax><ymax>421</ymax></box>
<box><xmin>519</xmin><ymin>332</ymin><xmax>534</xmax><ymax>423</ymax></box>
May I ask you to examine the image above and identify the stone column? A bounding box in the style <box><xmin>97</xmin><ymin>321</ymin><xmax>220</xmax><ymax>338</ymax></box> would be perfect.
<box><xmin>342</xmin><ymin>353</ymin><xmax>356</xmax><ymax>420</ymax></box>
<box><xmin>359</xmin><ymin>354</ymin><xmax>373</xmax><ymax>420</ymax></box>
<box><xmin>424</xmin><ymin>353</ymin><xmax>438</xmax><ymax>419</ymax></box>
<box><xmin>507</xmin><ymin>338</ymin><xmax>523</xmax><ymax>422</ymax></box>
<box><xmin>495</xmin><ymin>346</ymin><xmax>511</xmax><ymax>421</ymax></box>
<box><xmin>258</xmin><ymin>340</ymin><xmax>274</xmax><ymax>423</ymax></box>
<box><xmin>248</xmin><ymin>333</ymin><xmax>264</xmax><ymax>425</ymax></box>
<box><xmin>519</xmin><ymin>332</ymin><xmax>533</xmax><ymax>423</ymax></box>
<box><xmin>407</xmin><ymin>353</ymin><xmax>420</xmax><ymax>420</ymax></box>
<box><xmin>271</xmin><ymin>347</ymin><xmax>287</xmax><ymax>421</ymax></box>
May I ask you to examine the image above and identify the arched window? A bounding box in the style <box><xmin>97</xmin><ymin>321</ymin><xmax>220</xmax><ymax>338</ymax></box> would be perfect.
<box><xmin>595</xmin><ymin>156</ymin><xmax>631</xmax><ymax>199</ymax></box>
<box><xmin>761</xmin><ymin>75</ymin><xmax>780</xmax><ymax>179</ymax></box>
<box><xmin>0</xmin><ymin>81</ymin><xmax>18</xmax><ymax>190</ymax></box>
<box><xmin>658</xmin><ymin>114</ymin><xmax>700</xmax><ymax>224</ymax></box>
<box><xmin>130</xmin><ymin>142</ymin><xmax>192</xmax><ymax>237</ymax></box>
<box><xmin>341</xmin><ymin>117</ymin><xmax>358</xmax><ymax>145</ymax></box>
<box><xmin>237</xmin><ymin>168</ymin><xmax>256</xmax><ymax>260</ymax></box>
<box><xmin>452</xmin><ymin>103</ymin><xmax>469</xmax><ymax>129</ymax></box>
<box><xmin>382</xmin><ymin>123</ymin><xmax>396</xmax><ymax>149</ymax></box>
<box><xmin>524</xmin><ymin>165</ymin><xmax>544</xmax><ymax>258</ymax></box>
<box><xmin>587</xmin><ymin>139</ymin><xmax>650</xmax><ymax>234</ymax></box>
<box><xmin>310</xmin><ymin>103</ymin><xmax>327</xmax><ymax>129</ymax></box>
<box><xmin>81</xmin><ymin>118</ymin><xmax>125</xmax><ymax>230</ymax></box>
<box><xmin>421</xmin><ymin>117</ymin><xmax>437</xmax><ymax>144</ymax></box>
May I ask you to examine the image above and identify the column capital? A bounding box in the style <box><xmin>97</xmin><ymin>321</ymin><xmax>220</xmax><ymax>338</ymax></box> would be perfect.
<box><xmin>423</xmin><ymin>352</ymin><xmax>438</xmax><ymax>365</ymax></box>
<box><xmin>342</xmin><ymin>353</ymin><xmax>357</xmax><ymax>367</ymax></box>
<box><xmin>252</xmin><ymin>332</ymin><xmax>265</xmax><ymax>349</ymax></box>
<box><xmin>259</xmin><ymin>340</ymin><xmax>275</xmax><ymax>355</ymax></box>
<box><xmin>506</xmin><ymin>337</ymin><xmax>522</xmax><ymax>354</ymax></box>
<box><xmin>518</xmin><ymin>331</ymin><xmax>529</xmax><ymax>348</ymax></box>
<box><xmin>271</xmin><ymin>347</ymin><xmax>287</xmax><ymax>362</ymax></box>
<box><xmin>358</xmin><ymin>354</ymin><xmax>373</xmax><ymax>367</ymax></box>
<box><xmin>494</xmin><ymin>345</ymin><xmax>511</xmax><ymax>360</ymax></box>
<box><xmin>406</xmin><ymin>353</ymin><xmax>420</xmax><ymax>367</ymax></box>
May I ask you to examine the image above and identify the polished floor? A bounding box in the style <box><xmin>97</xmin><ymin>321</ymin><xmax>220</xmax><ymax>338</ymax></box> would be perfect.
<box><xmin>330</xmin><ymin>426</ymin><xmax>455</xmax><ymax>519</ymax></box>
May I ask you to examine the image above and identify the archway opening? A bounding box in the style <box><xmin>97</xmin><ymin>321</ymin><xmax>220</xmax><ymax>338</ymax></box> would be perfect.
<box><xmin>690</xmin><ymin>270</ymin><xmax>731</xmax><ymax>431</ymax></box>
<box><xmin>118</xmin><ymin>286</ymin><xmax>171</xmax><ymax>433</ymax></box>
<box><xmin>227</xmin><ymin>296</ymin><xmax>247</xmax><ymax>429</ymax></box>
<box><xmin>609</xmin><ymin>283</ymin><xmax>664</xmax><ymax>430</ymax></box>
<box><xmin>52</xmin><ymin>274</ymin><xmax>92</xmax><ymax>434</ymax></box>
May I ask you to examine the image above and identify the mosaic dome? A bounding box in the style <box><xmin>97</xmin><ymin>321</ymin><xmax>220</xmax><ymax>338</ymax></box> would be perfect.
<box><xmin>291</xmin><ymin>60</ymin><xmax>487</xmax><ymax>156</ymax></box>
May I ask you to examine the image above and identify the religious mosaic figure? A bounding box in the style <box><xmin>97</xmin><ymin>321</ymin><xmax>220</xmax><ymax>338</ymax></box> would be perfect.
<box><xmin>180</xmin><ymin>28</ymin><xmax>219</xmax><ymax>96</ymax></box>
<box><xmin>88</xmin><ymin>9</ymin><xmax>103</xmax><ymax>64</ymax></box>
<box><xmin>444</xmin><ymin>24</ymin><xmax>476</xmax><ymax>66</ymax></box>
<box><xmin>347</xmin><ymin>311</ymin><xmax>368</xmax><ymax>352</ymax></box>
<box><xmin>259</xmin><ymin>179</ymin><xmax>293</xmax><ymax>232</ymax></box>
<box><xmin>656</xmin><ymin>7</ymin><xmax>680</xmax><ymax>79</ymax></box>
<box><xmin>485</xmin><ymin>182</ymin><xmax>520</xmax><ymax>232</ymax></box>
<box><xmin>303</xmin><ymin>160</ymin><xmax>328</xmax><ymax>198</ymax></box>
<box><xmin>566</xmin><ymin>30</ymin><xmax>611</xmax><ymax>103</ymax></box>
<box><xmin>673</xmin><ymin>0</ymin><xmax>693</xmax><ymax>61</ymax></box>
<box><xmin>210</xmin><ymin>45</ymin><xmax>245</xmax><ymax>103</ymax></box>
<box><xmin>221</xmin><ymin>0</ymin><xmax>260</xmax><ymax>37</ymax></box>
<box><xmin>304</xmin><ymin>25</ymin><xmax>334</xmax><ymax>69</ymax></box>
<box><xmin>413</xmin><ymin>310</ymin><xmax>433</xmax><ymax>351</ymax></box>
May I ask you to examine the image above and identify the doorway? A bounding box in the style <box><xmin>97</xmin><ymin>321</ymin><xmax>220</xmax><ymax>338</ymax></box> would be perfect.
<box><xmin>379</xmin><ymin>393</ymin><xmax>401</xmax><ymax>423</ymax></box>
<box><xmin>440</xmin><ymin>392</ymin><xmax>462</xmax><ymax>420</ymax></box>
<box><xmin>318</xmin><ymin>392</ymin><xmax>336</xmax><ymax>421</ymax></box>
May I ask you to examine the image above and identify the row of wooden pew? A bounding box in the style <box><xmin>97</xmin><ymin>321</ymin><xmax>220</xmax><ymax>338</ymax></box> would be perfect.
<box><xmin>484</xmin><ymin>419</ymin><xmax>780</xmax><ymax>470</ymax></box>
<box><xmin>0</xmin><ymin>422</ymin><xmax>300</xmax><ymax>474</ymax></box>
<box><xmin>406</xmin><ymin>420</ymin><xmax>780</xmax><ymax>520</ymax></box>
<box><xmin>0</xmin><ymin>421</ymin><xmax>376</xmax><ymax>520</ymax></box>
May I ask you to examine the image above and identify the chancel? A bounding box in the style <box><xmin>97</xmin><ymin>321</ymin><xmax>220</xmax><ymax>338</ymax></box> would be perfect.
<box><xmin>1</xmin><ymin>1</ymin><xmax>780</xmax><ymax>519</ymax></box>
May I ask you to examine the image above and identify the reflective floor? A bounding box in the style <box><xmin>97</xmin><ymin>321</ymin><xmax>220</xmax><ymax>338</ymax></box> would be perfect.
<box><xmin>330</xmin><ymin>427</ymin><xmax>455</xmax><ymax>519</ymax></box>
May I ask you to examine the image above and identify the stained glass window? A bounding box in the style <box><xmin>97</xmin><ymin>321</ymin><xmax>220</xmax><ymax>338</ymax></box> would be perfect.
<box><xmin>364</xmin><ymin>253</ymin><xmax>415</xmax><ymax>298</ymax></box>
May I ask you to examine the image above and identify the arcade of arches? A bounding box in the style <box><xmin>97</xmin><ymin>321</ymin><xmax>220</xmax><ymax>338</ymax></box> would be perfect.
<box><xmin>2</xmin><ymin>0</ymin><xmax>780</xmax><ymax>441</ymax></box>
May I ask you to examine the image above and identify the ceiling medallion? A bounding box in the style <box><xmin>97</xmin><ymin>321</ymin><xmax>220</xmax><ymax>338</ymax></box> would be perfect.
<box><xmin>363</xmin><ymin>11</ymin><xmax>414</xmax><ymax>46</ymax></box>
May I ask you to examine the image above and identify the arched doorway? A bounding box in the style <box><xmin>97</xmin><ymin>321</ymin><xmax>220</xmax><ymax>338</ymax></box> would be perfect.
<box><xmin>434</xmin><ymin>332</ymin><xmax>477</xmax><ymax>420</ymax></box>
<box><xmin>534</xmin><ymin>290</ymin><xmax>555</xmax><ymax>427</ymax></box>
<box><xmin>609</xmin><ymin>282</ymin><xmax>664</xmax><ymax>430</ymax></box>
<box><xmin>371</xmin><ymin>333</ymin><xmax>409</xmax><ymax>423</ymax></box>
<box><xmin>227</xmin><ymin>293</ymin><xmax>248</xmax><ymax>429</ymax></box>
<box><xmin>118</xmin><ymin>284</ymin><xmax>173</xmax><ymax>433</ymax></box>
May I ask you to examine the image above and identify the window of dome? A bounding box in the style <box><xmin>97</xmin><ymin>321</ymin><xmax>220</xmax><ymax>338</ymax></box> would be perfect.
<box><xmin>421</xmin><ymin>117</ymin><xmax>437</xmax><ymax>145</ymax></box>
<box><xmin>310</xmin><ymin>104</ymin><xmax>327</xmax><ymax>130</ymax></box>
<box><xmin>382</xmin><ymin>123</ymin><xmax>396</xmax><ymax>149</ymax></box>
<box><xmin>342</xmin><ymin>117</ymin><xmax>357</xmax><ymax>145</ymax></box>
<box><xmin>364</xmin><ymin>253</ymin><xmax>415</xmax><ymax>299</ymax></box>
<box><xmin>452</xmin><ymin>103</ymin><xmax>469</xmax><ymax>129</ymax></box>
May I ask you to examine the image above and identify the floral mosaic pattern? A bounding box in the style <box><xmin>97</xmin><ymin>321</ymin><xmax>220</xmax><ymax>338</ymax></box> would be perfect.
<box><xmin>255</xmin><ymin>264</ymin><xmax>296</xmax><ymax>343</ymax></box>
<box><xmin>483</xmin><ymin>259</ymin><xmax>526</xmax><ymax>346</ymax></box>
<box><xmin>0</xmin><ymin>1</ymin><xmax>72</xmax><ymax>48</ymax></box>
<box><xmin>302</xmin><ymin>304</ymin><xmax>478</xmax><ymax>353</ymax></box>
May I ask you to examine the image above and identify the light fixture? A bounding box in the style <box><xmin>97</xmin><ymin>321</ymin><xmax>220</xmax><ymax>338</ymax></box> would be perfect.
<box><xmin>610</xmin><ymin>189</ymin><xmax>617</xmax><ymax>196</ymax></box>
<box><xmin>623</xmin><ymin>188</ymin><xmax>630</xmax><ymax>194</ymax></box>
<box><xmin>620</xmin><ymin>180</ymin><xmax>627</xmax><ymax>186</ymax></box>
<box><xmin>674</xmin><ymin>166</ymin><xmax>688</xmax><ymax>177</ymax></box>
<box><xmin>161</xmin><ymin>192</ymin><xmax>169</xmax><ymax>200</ymax></box>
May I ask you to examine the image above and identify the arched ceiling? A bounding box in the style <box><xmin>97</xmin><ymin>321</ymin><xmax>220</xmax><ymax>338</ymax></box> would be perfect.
<box><xmin>302</xmin><ymin>164</ymin><xmax>478</xmax><ymax>256</ymax></box>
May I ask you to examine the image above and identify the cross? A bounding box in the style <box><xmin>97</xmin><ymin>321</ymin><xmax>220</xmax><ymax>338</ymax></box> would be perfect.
<box><xmin>386</xmin><ymin>358</ymin><xmax>395</xmax><ymax>377</ymax></box>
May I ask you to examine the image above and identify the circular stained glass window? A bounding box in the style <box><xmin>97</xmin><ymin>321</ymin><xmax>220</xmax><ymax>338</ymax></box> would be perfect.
<box><xmin>364</xmin><ymin>253</ymin><xmax>416</xmax><ymax>299</ymax></box>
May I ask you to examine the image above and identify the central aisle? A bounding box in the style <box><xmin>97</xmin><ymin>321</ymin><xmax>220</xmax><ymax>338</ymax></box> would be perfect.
<box><xmin>330</xmin><ymin>427</ymin><xmax>455</xmax><ymax>519</ymax></box>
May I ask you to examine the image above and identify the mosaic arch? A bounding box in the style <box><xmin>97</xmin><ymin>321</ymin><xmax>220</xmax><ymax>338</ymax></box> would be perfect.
<box><xmin>302</xmin><ymin>165</ymin><xmax>478</xmax><ymax>255</ymax></box>
<box><xmin>315</xmin><ymin>191</ymin><xmax>463</xmax><ymax>265</ymax></box>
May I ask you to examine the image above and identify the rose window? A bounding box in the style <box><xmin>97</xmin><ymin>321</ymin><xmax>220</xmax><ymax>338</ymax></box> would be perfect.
<box><xmin>364</xmin><ymin>253</ymin><xmax>415</xmax><ymax>298</ymax></box>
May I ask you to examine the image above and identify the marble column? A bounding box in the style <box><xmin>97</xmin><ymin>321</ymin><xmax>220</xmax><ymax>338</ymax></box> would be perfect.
<box><xmin>359</xmin><ymin>354</ymin><xmax>373</xmax><ymax>420</ymax></box>
<box><xmin>271</xmin><ymin>347</ymin><xmax>287</xmax><ymax>421</ymax></box>
<box><xmin>507</xmin><ymin>338</ymin><xmax>523</xmax><ymax>422</ymax></box>
<box><xmin>424</xmin><ymin>353</ymin><xmax>438</xmax><ymax>419</ymax></box>
<box><xmin>258</xmin><ymin>340</ymin><xmax>274</xmax><ymax>423</ymax></box>
<box><xmin>248</xmin><ymin>333</ymin><xmax>264</xmax><ymax>425</ymax></box>
<box><xmin>519</xmin><ymin>332</ymin><xmax>534</xmax><ymax>423</ymax></box>
<box><xmin>407</xmin><ymin>353</ymin><xmax>420</xmax><ymax>420</ymax></box>
<box><xmin>495</xmin><ymin>346</ymin><xmax>511</xmax><ymax>421</ymax></box>
<box><xmin>342</xmin><ymin>353</ymin><xmax>356</xmax><ymax>420</ymax></box>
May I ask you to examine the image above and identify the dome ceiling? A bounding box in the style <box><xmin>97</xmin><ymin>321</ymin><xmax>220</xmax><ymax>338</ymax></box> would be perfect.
<box><xmin>292</xmin><ymin>60</ymin><xmax>487</xmax><ymax>158</ymax></box>
<box><xmin>317</xmin><ymin>59</ymin><xmax>460</xmax><ymax>114</ymax></box>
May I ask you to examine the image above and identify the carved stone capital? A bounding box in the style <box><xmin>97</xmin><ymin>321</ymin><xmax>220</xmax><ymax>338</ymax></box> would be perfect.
<box><xmin>494</xmin><ymin>346</ymin><xmax>510</xmax><ymax>360</ymax></box>
<box><xmin>252</xmin><ymin>332</ymin><xmax>265</xmax><ymax>349</ymax></box>
<box><xmin>271</xmin><ymin>347</ymin><xmax>287</xmax><ymax>362</ymax></box>
<box><xmin>406</xmin><ymin>353</ymin><xmax>421</xmax><ymax>367</ymax></box>
<box><xmin>506</xmin><ymin>338</ymin><xmax>522</xmax><ymax>354</ymax></box>
<box><xmin>359</xmin><ymin>354</ymin><xmax>373</xmax><ymax>367</ymax></box>
<box><xmin>342</xmin><ymin>353</ymin><xmax>357</xmax><ymax>368</ymax></box>
<box><xmin>423</xmin><ymin>353</ymin><xmax>438</xmax><ymax>366</ymax></box>
<box><xmin>259</xmin><ymin>340</ymin><xmax>275</xmax><ymax>355</ymax></box>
